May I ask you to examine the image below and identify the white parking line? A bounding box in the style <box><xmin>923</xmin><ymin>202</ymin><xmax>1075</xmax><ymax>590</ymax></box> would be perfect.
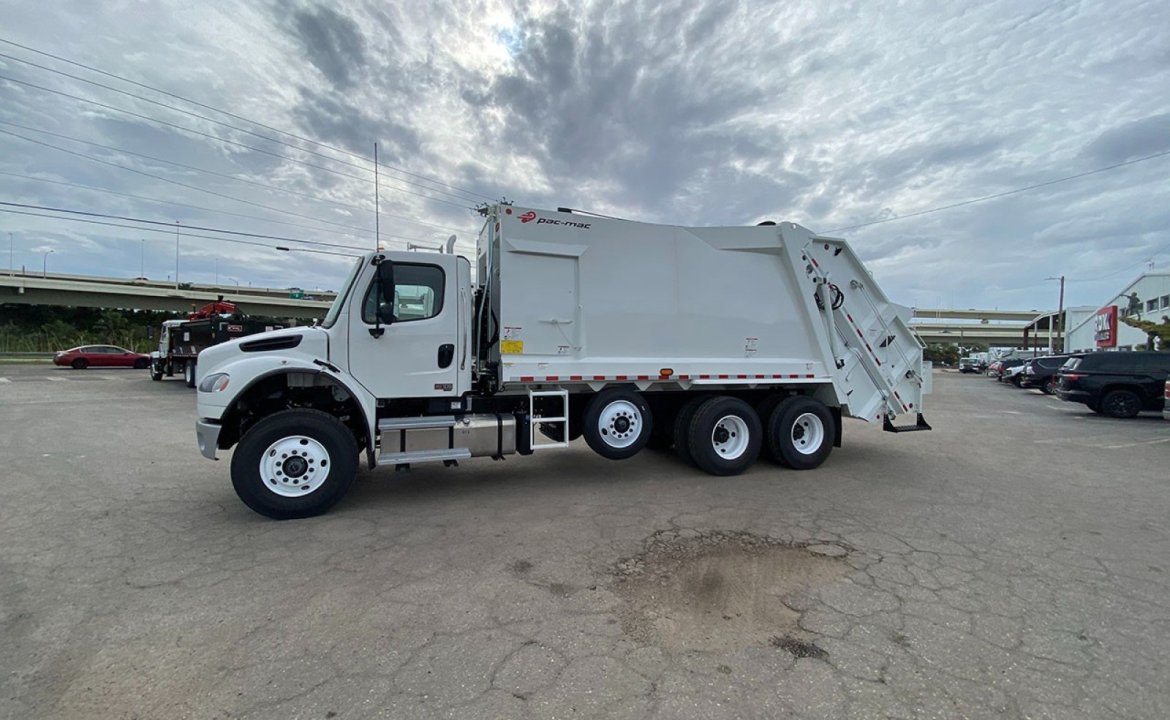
<box><xmin>1102</xmin><ymin>437</ymin><xmax>1170</xmax><ymax>450</ymax></box>
<box><xmin>0</xmin><ymin>377</ymin><xmax>10</xmax><ymax>384</ymax></box>
<box><xmin>42</xmin><ymin>376</ymin><xmax>66</xmax><ymax>382</ymax></box>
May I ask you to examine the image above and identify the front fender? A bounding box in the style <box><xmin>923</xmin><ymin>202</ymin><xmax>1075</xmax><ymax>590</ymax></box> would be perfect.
<box><xmin>195</xmin><ymin>355</ymin><xmax>377</xmax><ymax>453</ymax></box>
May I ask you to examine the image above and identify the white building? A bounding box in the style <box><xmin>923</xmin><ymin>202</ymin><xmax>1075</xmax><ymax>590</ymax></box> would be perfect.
<box><xmin>1065</xmin><ymin>272</ymin><xmax>1170</xmax><ymax>352</ymax></box>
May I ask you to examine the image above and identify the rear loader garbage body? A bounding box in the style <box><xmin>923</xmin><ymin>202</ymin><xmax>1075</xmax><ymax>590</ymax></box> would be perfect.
<box><xmin>195</xmin><ymin>205</ymin><xmax>930</xmax><ymax>519</ymax></box>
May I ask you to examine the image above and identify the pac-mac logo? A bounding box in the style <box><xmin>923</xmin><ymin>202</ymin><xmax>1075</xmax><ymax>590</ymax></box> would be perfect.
<box><xmin>519</xmin><ymin>211</ymin><xmax>537</xmax><ymax>223</ymax></box>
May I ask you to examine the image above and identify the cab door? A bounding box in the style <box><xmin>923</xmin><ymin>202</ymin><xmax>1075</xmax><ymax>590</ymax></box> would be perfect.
<box><xmin>347</xmin><ymin>253</ymin><xmax>461</xmax><ymax>399</ymax></box>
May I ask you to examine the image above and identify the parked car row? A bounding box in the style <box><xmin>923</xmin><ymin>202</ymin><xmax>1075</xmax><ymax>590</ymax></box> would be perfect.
<box><xmin>986</xmin><ymin>351</ymin><xmax>1170</xmax><ymax>419</ymax></box>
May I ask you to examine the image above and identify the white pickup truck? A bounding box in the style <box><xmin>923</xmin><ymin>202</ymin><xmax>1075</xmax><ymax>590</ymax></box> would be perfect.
<box><xmin>195</xmin><ymin>205</ymin><xmax>930</xmax><ymax>519</ymax></box>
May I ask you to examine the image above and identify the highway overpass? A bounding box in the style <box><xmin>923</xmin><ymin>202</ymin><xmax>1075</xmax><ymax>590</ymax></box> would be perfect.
<box><xmin>0</xmin><ymin>271</ymin><xmax>334</xmax><ymax>319</ymax></box>
<box><xmin>909</xmin><ymin>308</ymin><xmax>1056</xmax><ymax>349</ymax></box>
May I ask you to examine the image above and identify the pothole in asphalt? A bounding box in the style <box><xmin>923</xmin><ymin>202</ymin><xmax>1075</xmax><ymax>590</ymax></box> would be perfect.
<box><xmin>611</xmin><ymin>531</ymin><xmax>849</xmax><ymax>655</ymax></box>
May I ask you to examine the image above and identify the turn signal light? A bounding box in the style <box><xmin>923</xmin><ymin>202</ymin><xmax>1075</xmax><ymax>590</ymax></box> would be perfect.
<box><xmin>659</xmin><ymin>368</ymin><xmax>674</xmax><ymax>378</ymax></box>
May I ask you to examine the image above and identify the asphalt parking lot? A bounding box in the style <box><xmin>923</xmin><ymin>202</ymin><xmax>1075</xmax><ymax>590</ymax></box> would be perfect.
<box><xmin>2</xmin><ymin>365</ymin><xmax>1168</xmax><ymax>719</ymax></box>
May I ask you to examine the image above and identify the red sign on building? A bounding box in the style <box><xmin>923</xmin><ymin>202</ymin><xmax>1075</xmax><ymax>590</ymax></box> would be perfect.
<box><xmin>1094</xmin><ymin>306</ymin><xmax>1117</xmax><ymax>348</ymax></box>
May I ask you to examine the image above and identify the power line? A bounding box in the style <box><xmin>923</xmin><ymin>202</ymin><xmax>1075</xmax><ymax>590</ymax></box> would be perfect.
<box><xmin>0</xmin><ymin>50</ymin><xmax>491</xmax><ymax>204</ymax></box>
<box><xmin>0</xmin><ymin>127</ymin><xmax>436</xmax><ymax>244</ymax></box>
<box><xmin>826</xmin><ymin>149</ymin><xmax>1170</xmax><ymax>233</ymax></box>
<box><xmin>0</xmin><ymin>73</ymin><xmax>474</xmax><ymax>209</ymax></box>
<box><xmin>0</xmin><ymin>208</ymin><xmax>358</xmax><ymax>257</ymax></box>
<box><xmin>0</xmin><ymin>170</ymin><xmax>375</xmax><ymax>243</ymax></box>
<box><xmin>0</xmin><ymin>200</ymin><xmax>369</xmax><ymax>252</ymax></box>
<box><xmin>0</xmin><ymin>118</ymin><xmax>463</xmax><ymax>234</ymax></box>
<box><xmin>0</xmin><ymin>36</ymin><xmax>498</xmax><ymax>202</ymax></box>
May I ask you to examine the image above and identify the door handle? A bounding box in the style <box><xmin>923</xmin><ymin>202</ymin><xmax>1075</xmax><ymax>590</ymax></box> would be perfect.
<box><xmin>437</xmin><ymin>343</ymin><xmax>455</xmax><ymax>369</ymax></box>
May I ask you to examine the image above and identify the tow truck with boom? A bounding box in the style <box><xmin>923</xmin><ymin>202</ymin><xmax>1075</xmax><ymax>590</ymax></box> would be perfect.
<box><xmin>194</xmin><ymin>206</ymin><xmax>931</xmax><ymax>519</ymax></box>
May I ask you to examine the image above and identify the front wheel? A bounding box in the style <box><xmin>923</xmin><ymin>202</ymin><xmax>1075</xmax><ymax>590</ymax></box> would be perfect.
<box><xmin>184</xmin><ymin>360</ymin><xmax>196</xmax><ymax>388</ymax></box>
<box><xmin>766</xmin><ymin>396</ymin><xmax>836</xmax><ymax>470</ymax></box>
<box><xmin>686</xmin><ymin>396</ymin><xmax>762</xmax><ymax>476</ymax></box>
<box><xmin>230</xmin><ymin>409</ymin><xmax>359</xmax><ymax>520</ymax></box>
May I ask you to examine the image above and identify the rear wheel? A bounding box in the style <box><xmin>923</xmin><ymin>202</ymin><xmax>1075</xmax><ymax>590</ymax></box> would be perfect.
<box><xmin>673</xmin><ymin>395</ymin><xmax>711</xmax><ymax>467</ymax></box>
<box><xmin>1100</xmin><ymin>389</ymin><xmax>1141</xmax><ymax>419</ymax></box>
<box><xmin>582</xmin><ymin>388</ymin><xmax>652</xmax><ymax>460</ymax></box>
<box><xmin>1042</xmin><ymin>377</ymin><xmax>1057</xmax><ymax>395</ymax></box>
<box><xmin>686</xmin><ymin>396</ymin><xmax>762</xmax><ymax>476</ymax></box>
<box><xmin>766</xmin><ymin>396</ymin><xmax>836</xmax><ymax>470</ymax></box>
<box><xmin>134</xmin><ymin>358</ymin><xmax>150</xmax><ymax>370</ymax></box>
<box><xmin>230</xmin><ymin>409</ymin><xmax>359</xmax><ymax>519</ymax></box>
<box><xmin>71</xmin><ymin>358</ymin><xmax>88</xmax><ymax>370</ymax></box>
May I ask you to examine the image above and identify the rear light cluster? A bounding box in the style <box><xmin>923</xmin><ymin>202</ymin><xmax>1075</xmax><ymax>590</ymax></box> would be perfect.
<box><xmin>1062</xmin><ymin>373</ymin><xmax>1085</xmax><ymax>382</ymax></box>
<box><xmin>1165</xmin><ymin>382</ymin><xmax>1170</xmax><ymax>400</ymax></box>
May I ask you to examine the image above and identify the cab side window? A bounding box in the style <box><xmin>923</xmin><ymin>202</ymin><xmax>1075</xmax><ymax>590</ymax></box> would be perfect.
<box><xmin>361</xmin><ymin>263</ymin><xmax>445</xmax><ymax>324</ymax></box>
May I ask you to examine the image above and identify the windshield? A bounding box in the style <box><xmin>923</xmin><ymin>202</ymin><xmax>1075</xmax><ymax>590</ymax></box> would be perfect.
<box><xmin>322</xmin><ymin>258</ymin><xmax>364</xmax><ymax>329</ymax></box>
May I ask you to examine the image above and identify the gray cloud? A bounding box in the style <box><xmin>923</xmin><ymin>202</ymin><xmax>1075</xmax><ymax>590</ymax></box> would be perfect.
<box><xmin>1081</xmin><ymin>113</ymin><xmax>1170</xmax><ymax>164</ymax></box>
<box><xmin>290</xmin><ymin>5</ymin><xmax>368</xmax><ymax>89</ymax></box>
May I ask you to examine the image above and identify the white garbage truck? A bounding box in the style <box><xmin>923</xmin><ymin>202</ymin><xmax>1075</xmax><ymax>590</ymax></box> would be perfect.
<box><xmin>195</xmin><ymin>205</ymin><xmax>931</xmax><ymax>519</ymax></box>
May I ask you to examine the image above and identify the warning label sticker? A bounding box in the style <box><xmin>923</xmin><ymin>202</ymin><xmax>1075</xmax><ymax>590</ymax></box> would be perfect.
<box><xmin>501</xmin><ymin>340</ymin><xmax>524</xmax><ymax>354</ymax></box>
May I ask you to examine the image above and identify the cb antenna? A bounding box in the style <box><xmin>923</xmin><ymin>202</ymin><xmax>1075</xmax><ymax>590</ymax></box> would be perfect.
<box><xmin>374</xmin><ymin>142</ymin><xmax>381</xmax><ymax>251</ymax></box>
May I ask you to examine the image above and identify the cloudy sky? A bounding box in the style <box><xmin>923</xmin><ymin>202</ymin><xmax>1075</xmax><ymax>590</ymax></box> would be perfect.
<box><xmin>1</xmin><ymin>0</ymin><xmax>1168</xmax><ymax>310</ymax></box>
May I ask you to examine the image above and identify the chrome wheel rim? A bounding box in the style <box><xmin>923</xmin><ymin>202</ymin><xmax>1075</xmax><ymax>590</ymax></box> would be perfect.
<box><xmin>258</xmin><ymin>435</ymin><xmax>331</xmax><ymax>497</ymax></box>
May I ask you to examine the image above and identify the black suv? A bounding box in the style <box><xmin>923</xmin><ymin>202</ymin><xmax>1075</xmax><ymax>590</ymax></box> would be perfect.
<box><xmin>1056</xmin><ymin>352</ymin><xmax>1170</xmax><ymax>418</ymax></box>
<box><xmin>1019</xmin><ymin>355</ymin><xmax>1072</xmax><ymax>394</ymax></box>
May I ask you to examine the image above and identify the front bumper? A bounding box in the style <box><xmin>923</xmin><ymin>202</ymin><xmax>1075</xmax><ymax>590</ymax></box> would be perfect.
<box><xmin>196</xmin><ymin>419</ymin><xmax>222</xmax><ymax>460</ymax></box>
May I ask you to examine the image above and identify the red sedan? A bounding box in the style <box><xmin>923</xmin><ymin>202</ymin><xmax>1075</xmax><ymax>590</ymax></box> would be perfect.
<box><xmin>53</xmin><ymin>345</ymin><xmax>150</xmax><ymax>369</ymax></box>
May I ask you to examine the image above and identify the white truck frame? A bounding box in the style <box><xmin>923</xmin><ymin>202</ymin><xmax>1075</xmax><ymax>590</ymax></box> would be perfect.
<box><xmin>195</xmin><ymin>205</ymin><xmax>930</xmax><ymax>519</ymax></box>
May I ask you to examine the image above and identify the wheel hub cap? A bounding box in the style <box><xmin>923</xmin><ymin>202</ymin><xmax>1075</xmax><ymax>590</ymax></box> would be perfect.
<box><xmin>711</xmin><ymin>415</ymin><xmax>749</xmax><ymax>460</ymax></box>
<box><xmin>791</xmin><ymin>412</ymin><xmax>825</xmax><ymax>455</ymax></box>
<box><xmin>598</xmin><ymin>400</ymin><xmax>642</xmax><ymax>448</ymax></box>
<box><xmin>259</xmin><ymin>436</ymin><xmax>331</xmax><ymax>497</ymax></box>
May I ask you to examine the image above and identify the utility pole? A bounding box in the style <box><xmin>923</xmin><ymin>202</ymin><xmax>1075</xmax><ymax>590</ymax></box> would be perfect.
<box><xmin>174</xmin><ymin>221</ymin><xmax>180</xmax><ymax>289</ymax></box>
<box><xmin>1056</xmin><ymin>275</ymin><xmax>1065</xmax><ymax>353</ymax></box>
<box><xmin>1045</xmin><ymin>275</ymin><xmax>1065</xmax><ymax>353</ymax></box>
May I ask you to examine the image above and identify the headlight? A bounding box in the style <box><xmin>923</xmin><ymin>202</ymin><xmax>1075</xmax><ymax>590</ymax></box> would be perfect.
<box><xmin>198</xmin><ymin>373</ymin><xmax>230</xmax><ymax>393</ymax></box>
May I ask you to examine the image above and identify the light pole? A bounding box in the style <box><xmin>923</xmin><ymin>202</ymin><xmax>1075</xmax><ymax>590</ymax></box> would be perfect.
<box><xmin>8</xmin><ymin>232</ymin><xmax>13</xmax><ymax>276</ymax></box>
<box><xmin>174</xmin><ymin>220</ymin><xmax>180</xmax><ymax>289</ymax></box>
<box><xmin>42</xmin><ymin>249</ymin><xmax>54</xmax><ymax>278</ymax></box>
<box><xmin>140</xmin><ymin>239</ymin><xmax>145</xmax><ymax>278</ymax></box>
<box><xmin>1045</xmin><ymin>276</ymin><xmax>1065</xmax><ymax>353</ymax></box>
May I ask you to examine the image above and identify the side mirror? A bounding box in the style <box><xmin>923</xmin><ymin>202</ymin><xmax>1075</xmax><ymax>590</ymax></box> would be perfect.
<box><xmin>370</xmin><ymin>257</ymin><xmax>396</xmax><ymax>338</ymax></box>
<box><xmin>378</xmin><ymin>260</ymin><xmax>396</xmax><ymax>308</ymax></box>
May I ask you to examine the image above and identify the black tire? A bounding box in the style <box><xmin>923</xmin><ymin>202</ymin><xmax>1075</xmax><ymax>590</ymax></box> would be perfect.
<box><xmin>71</xmin><ymin>358</ymin><xmax>88</xmax><ymax>370</ymax></box>
<box><xmin>1011</xmin><ymin>375</ymin><xmax>1023</xmax><ymax>387</ymax></box>
<box><xmin>184</xmin><ymin>360</ymin><xmax>196</xmax><ymax>388</ymax></box>
<box><xmin>1041</xmin><ymin>377</ymin><xmax>1057</xmax><ymax>395</ymax></box>
<box><xmin>150</xmin><ymin>363</ymin><xmax>163</xmax><ymax>381</ymax></box>
<box><xmin>230</xmin><ymin>408</ymin><xmax>359</xmax><ymax>520</ymax></box>
<box><xmin>1100</xmin><ymin>389</ymin><xmax>1141</xmax><ymax>419</ymax></box>
<box><xmin>686</xmin><ymin>396</ymin><xmax>762</xmax><ymax>476</ymax></box>
<box><xmin>582</xmin><ymin>388</ymin><xmax>652</xmax><ymax>460</ymax></box>
<box><xmin>134</xmin><ymin>358</ymin><xmax>150</xmax><ymax>370</ymax></box>
<box><xmin>766</xmin><ymin>396</ymin><xmax>836</xmax><ymax>470</ymax></box>
<box><xmin>673</xmin><ymin>395</ymin><xmax>711</xmax><ymax>467</ymax></box>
